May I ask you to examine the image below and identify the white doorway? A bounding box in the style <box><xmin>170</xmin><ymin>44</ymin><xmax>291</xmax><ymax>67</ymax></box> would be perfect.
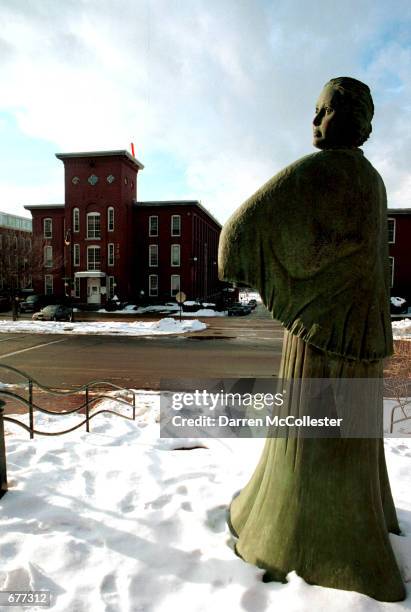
<box><xmin>87</xmin><ymin>278</ymin><xmax>101</xmax><ymax>304</ymax></box>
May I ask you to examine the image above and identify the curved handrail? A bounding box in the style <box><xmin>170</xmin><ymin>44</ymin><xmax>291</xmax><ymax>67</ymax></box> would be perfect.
<box><xmin>4</xmin><ymin>408</ymin><xmax>135</xmax><ymax>437</ymax></box>
<box><xmin>0</xmin><ymin>364</ymin><xmax>137</xmax><ymax>403</ymax></box>
<box><xmin>0</xmin><ymin>390</ymin><xmax>135</xmax><ymax>416</ymax></box>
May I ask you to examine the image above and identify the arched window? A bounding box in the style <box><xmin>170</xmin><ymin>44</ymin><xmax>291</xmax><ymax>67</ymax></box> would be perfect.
<box><xmin>108</xmin><ymin>243</ymin><xmax>114</xmax><ymax>266</ymax></box>
<box><xmin>73</xmin><ymin>208</ymin><xmax>80</xmax><ymax>233</ymax></box>
<box><xmin>73</xmin><ymin>244</ymin><xmax>80</xmax><ymax>267</ymax></box>
<box><xmin>44</xmin><ymin>246</ymin><xmax>53</xmax><ymax>268</ymax></box>
<box><xmin>171</xmin><ymin>244</ymin><xmax>180</xmax><ymax>266</ymax></box>
<box><xmin>149</xmin><ymin>275</ymin><xmax>158</xmax><ymax>296</ymax></box>
<box><xmin>171</xmin><ymin>274</ymin><xmax>180</xmax><ymax>296</ymax></box>
<box><xmin>108</xmin><ymin>207</ymin><xmax>115</xmax><ymax>232</ymax></box>
<box><xmin>149</xmin><ymin>244</ymin><xmax>158</xmax><ymax>267</ymax></box>
<box><xmin>43</xmin><ymin>218</ymin><xmax>52</xmax><ymax>238</ymax></box>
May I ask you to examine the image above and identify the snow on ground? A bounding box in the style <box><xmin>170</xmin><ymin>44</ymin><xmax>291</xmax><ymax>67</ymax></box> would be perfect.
<box><xmin>0</xmin><ymin>393</ymin><xmax>409</xmax><ymax>611</ymax></box>
<box><xmin>392</xmin><ymin>319</ymin><xmax>411</xmax><ymax>340</ymax></box>
<box><xmin>96</xmin><ymin>304</ymin><xmax>226</xmax><ymax>317</ymax></box>
<box><xmin>0</xmin><ymin>318</ymin><xmax>206</xmax><ymax>336</ymax></box>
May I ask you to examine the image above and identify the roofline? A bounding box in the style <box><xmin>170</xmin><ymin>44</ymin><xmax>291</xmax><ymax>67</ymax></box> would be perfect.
<box><xmin>137</xmin><ymin>200</ymin><xmax>222</xmax><ymax>228</ymax></box>
<box><xmin>24</xmin><ymin>204</ymin><xmax>65</xmax><ymax>210</ymax></box>
<box><xmin>387</xmin><ymin>208</ymin><xmax>411</xmax><ymax>214</ymax></box>
<box><xmin>0</xmin><ymin>210</ymin><xmax>32</xmax><ymax>221</ymax></box>
<box><xmin>55</xmin><ymin>150</ymin><xmax>144</xmax><ymax>170</ymax></box>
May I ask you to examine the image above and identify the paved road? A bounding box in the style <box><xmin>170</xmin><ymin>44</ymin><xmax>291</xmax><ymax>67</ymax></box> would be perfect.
<box><xmin>0</xmin><ymin>306</ymin><xmax>284</xmax><ymax>390</ymax></box>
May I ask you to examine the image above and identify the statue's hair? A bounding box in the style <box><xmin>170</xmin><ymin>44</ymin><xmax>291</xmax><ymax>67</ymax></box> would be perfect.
<box><xmin>326</xmin><ymin>77</ymin><xmax>374</xmax><ymax>146</ymax></box>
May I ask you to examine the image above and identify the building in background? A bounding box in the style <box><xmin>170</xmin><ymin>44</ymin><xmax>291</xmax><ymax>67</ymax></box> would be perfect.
<box><xmin>388</xmin><ymin>208</ymin><xmax>411</xmax><ymax>301</ymax></box>
<box><xmin>0</xmin><ymin>211</ymin><xmax>32</xmax><ymax>294</ymax></box>
<box><xmin>22</xmin><ymin>153</ymin><xmax>411</xmax><ymax>307</ymax></box>
<box><xmin>25</xmin><ymin>150</ymin><xmax>222</xmax><ymax>306</ymax></box>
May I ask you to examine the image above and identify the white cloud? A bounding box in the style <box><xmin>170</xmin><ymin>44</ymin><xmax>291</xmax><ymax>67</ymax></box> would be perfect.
<box><xmin>0</xmin><ymin>0</ymin><xmax>411</xmax><ymax>222</ymax></box>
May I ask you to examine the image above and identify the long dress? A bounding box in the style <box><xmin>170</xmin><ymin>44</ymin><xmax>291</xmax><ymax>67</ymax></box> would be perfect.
<box><xmin>218</xmin><ymin>148</ymin><xmax>406</xmax><ymax>601</ymax></box>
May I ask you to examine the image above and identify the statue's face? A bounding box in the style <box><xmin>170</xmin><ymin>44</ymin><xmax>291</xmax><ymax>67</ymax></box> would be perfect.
<box><xmin>313</xmin><ymin>85</ymin><xmax>349</xmax><ymax>149</ymax></box>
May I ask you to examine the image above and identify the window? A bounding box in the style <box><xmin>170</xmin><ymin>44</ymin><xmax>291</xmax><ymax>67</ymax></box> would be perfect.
<box><xmin>108</xmin><ymin>207</ymin><xmax>115</xmax><ymax>232</ymax></box>
<box><xmin>389</xmin><ymin>256</ymin><xmax>394</xmax><ymax>288</ymax></box>
<box><xmin>108</xmin><ymin>243</ymin><xmax>114</xmax><ymax>266</ymax></box>
<box><xmin>44</xmin><ymin>245</ymin><xmax>53</xmax><ymax>268</ymax></box>
<box><xmin>171</xmin><ymin>274</ymin><xmax>180</xmax><ymax>296</ymax></box>
<box><xmin>87</xmin><ymin>212</ymin><xmax>101</xmax><ymax>238</ymax></box>
<box><xmin>73</xmin><ymin>208</ymin><xmax>80</xmax><ymax>233</ymax></box>
<box><xmin>73</xmin><ymin>244</ymin><xmax>80</xmax><ymax>267</ymax></box>
<box><xmin>74</xmin><ymin>276</ymin><xmax>81</xmax><ymax>298</ymax></box>
<box><xmin>149</xmin><ymin>274</ymin><xmax>158</xmax><ymax>296</ymax></box>
<box><xmin>149</xmin><ymin>244</ymin><xmax>158</xmax><ymax>267</ymax></box>
<box><xmin>388</xmin><ymin>218</ymin><xmax>396</xmax><ymax>244</ymax></box>
<box><xmin>87</xmin><ymin>246</ymin><xmax>101</xmax><ymax>270</ymax></box>
<box><xmin>149</xmin><ymin>216</ymin><xmax>158</xmax><ymax>237</ymax></box>
<box><xmin>171</xmin><ymin>244</ymin><xmax>180</xmax><ymax>266</ymax></box>
<box><xmin>43</xmin><ymin>218</ymin><xmax>52</xmax><ymax>238</ymax></box>
<box><xmin>171</xmin><ymin>215</ymin><xmax>181</xmax><ymax>236</ymax></box>
<box><xmin>44</xmin><ymin>275</ymin><xmax>53</xmax><ymax>295</ymax></box>
<box><xmin>107</xmin><ymin>276</ymin><xmax>115</xmax><ymax>298</ymax></box>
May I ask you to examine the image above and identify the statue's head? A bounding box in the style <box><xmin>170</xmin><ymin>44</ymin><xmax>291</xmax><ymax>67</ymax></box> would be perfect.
<box><xmin>313</xmin><ymin>77</ymin><xmax>374</xmax><ymax>149</ymax></box>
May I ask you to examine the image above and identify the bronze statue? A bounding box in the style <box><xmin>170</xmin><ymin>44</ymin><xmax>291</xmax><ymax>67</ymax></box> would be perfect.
<box><xmin>218</xmin><ymin>77</ymin><xmax>405</xmax><ymax>602</ymax></box>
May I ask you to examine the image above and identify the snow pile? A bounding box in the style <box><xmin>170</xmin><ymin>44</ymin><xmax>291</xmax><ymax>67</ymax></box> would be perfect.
<box><xmin>391</xmin><ymin>297</ymin><xmax>407</xmax><ymax>308</ymax></box>
<box><xmin>392</xmin><ymin>319</ymin><xmax>411</xmax><ymax>339</ymax></box>
<box><xmin>0</xmin><ymin>393</ymin><xmax>409</xmax><ymax>611</ymax></box>
<box><xmin>0</xmin><ymin>318</ymin><xmax>206</xmax><ymax>336</ymax></box>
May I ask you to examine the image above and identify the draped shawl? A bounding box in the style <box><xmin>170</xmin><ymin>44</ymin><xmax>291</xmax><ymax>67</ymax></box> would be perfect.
<box><xmin>218</xmin><ymin>149</ymin><xmax>393</xmax><ymax>361</ymax></box>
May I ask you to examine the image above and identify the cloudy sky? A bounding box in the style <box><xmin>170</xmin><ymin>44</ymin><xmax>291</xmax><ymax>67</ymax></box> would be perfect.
<box><xmin>1</xmin><ymin>0</ymin><xmax>411</xmax><ymax>225</ymax></box>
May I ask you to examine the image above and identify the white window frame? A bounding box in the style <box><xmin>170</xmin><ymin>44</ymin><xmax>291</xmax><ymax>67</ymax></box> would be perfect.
<box><xmin>87</xmin><ymin>245</ymin><xmax>101</xmax><ymax>271</ymax></box>
<box><xmin>149</xmin><ymin>274</ymin><xmax>158</xmax><ymax>297</ymax></box>
<box><xmin>171</xmin><ymin>244</ymin><xmax>180</xmax><ymax>267</ymax></box>
<box><xmin>149</xmin><ymin>215</ymin><xmax>158</xmax><ymax>237</ymax></box>
<box><xmin>108</xmin><ymin>207</ymin><xmax>115</xmax><ymax>232</ymax></box>
<box><xmin>149</xmin><ymin>244</ymin><xmax>158</xmax><ymax>267</ymax></box>
<box><xmin>171</xmin><ymin>274</ymin><xmax>180</xmax><ymax>296</ymax></box>
<box><xmin>74</xmin><ymin>276</ymin><xmax>81</xmax><ymax>298</ymax></box>
<box><xmin>73</xmin><ymin>243</ymin><xmax>80</xmax><ymax>267</ymax></box>
<box><xmin>388</xmin><ymin>218</ymin><xmax>396</xmax><ymax>244</ymax></box>
<box><xmin>171</xmin><ymin>214</ymin><xmax>181</xmax><ymax>237</ymax></box>
<box><xmin>73</xmin><ymin>208</ymin><xmax>80</xmax><ymax>233</ymax></box>
<box><xmin>389</xmin><ymin>256</ymin><xmax>394</xmax><ymax>288</ymax></box>
<box><xmin>44</xmin><ymin>274</ymin><xmax>53</xmax><ymax>295</ymax></box>
<box><xmin>108</xmin><ymin>243</ymin><xmax>115</xmax><ymax>266</ymax></box>
<box><xmin>43</xmin><ymin>218</ymin><xmax>52</xmax><ymax>239</ymax></box>
<box><xmin>107</xmin><ymin>276</ymin><xmax>115</xmax><ymax>298</ymax></box>
<box><xmin>44</xmin><ymin>245</ymin><xmax>53</xmax><ymax>268</ymax></box>
<box><xmin>87</xmin><ymin>212</ymin><xmax>101</xmax><ymax>239</ymax></box>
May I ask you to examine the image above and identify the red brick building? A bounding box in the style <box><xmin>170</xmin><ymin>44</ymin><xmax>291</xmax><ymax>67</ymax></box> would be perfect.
<box><xmin>0</xmin><ymin>211</ymin><xmax>32</xmax><ymax>293</ymax></box>
<box><xmin>388</xmin><ymin>208</ymin><xmax>411</xmax><ymax>301</ymax></box>
<box><xmin>25</xmin><ymin>150</ymin><xmax>222</xmax><ymax>306</ymax></box>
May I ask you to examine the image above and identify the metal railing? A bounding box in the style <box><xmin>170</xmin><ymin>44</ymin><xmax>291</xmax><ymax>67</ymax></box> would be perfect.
<box><xmin>0</xmin><ymin>364</ymin><xmax>139</xmax><ymax>499</ymax></box>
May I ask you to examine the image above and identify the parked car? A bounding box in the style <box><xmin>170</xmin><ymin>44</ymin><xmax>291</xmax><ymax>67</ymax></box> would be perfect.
<box><xmin>228</xmin><ymin>304</ymin><xmax>252</xmax><ymax>316</ymax></box>
<box><xmin>32</xmin><ymin>304</ymin><xmax>73</xmax><ymax>322</ymax></box>
<box><xmin>20</xmin><ymin>294</ymin><xmax>56</xmax><ymax>313</ymax></box>
<box><xmin>247</xmin><ymin>299</ymin><xmax>258</xmax><ymax>309</ymax></box>
<box><xmin>182</xmin><ymin>301</ymin><xmax>202</xmax><ymax>312</ymax></box>
<box><xmin>390</xmin><ymin>296</ymin><xmax>408</xmax><ymax>314</ymax></box>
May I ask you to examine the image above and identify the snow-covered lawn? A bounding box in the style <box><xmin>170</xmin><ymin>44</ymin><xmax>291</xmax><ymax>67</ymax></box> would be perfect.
<box><xmin>0</xmin><ymin>317</ymin><xmax>206</xmax><ymax>336</ymax></box>
<box><xmin>0</xmin><ymin>393</ymin><xmax>410</xmax><ymax>611</ymax></box>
